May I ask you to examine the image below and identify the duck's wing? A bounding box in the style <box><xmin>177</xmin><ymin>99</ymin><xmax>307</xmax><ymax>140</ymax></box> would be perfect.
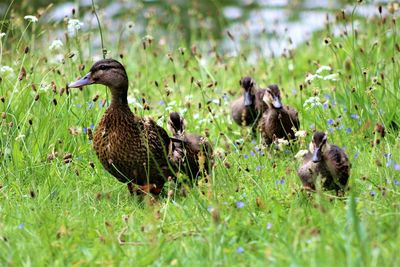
<box><xmin>328</xmin><ymin>145</ymin><xmax>350</xmax><ymax>187</ymax></box>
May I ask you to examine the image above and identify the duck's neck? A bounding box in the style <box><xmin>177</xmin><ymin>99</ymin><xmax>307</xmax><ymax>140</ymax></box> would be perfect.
<box><xmin>110</xmin><ymin>84</ymin><xmax>128</xmax><ymax>107</ymax></box>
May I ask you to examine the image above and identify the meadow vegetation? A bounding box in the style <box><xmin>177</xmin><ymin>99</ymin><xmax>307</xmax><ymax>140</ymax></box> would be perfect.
<box><xmin>0</xmin><ymin>1</ymin><xmax>399</xmax><ymax>266</ymax></box>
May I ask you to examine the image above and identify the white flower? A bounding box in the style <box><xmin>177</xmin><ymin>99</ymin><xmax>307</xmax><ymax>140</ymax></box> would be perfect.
<box><xmin>0</xmin><ymin>32</ymin><xmax>6</xmax><ymax>38</ymax></box>
<box><xmin>305</xmin><ymin>73</ymin><xmax>322</xmax><ymax>83</ymax></box>
<box><xmin>323</xmin><ymin>73</ymin><xmax>339</xmax><ymax>81</ymax></box>
<box><xmin>276</xmin><ymin>138</ymin><xmax>289</xmax><ymax>151</ymax></box>
<box><xmin>49</xmin><ymin>39</ymin><xmax>63</xmax><ymax>50</ymax></box>
<box><xmin>303</xmin><ymin>96</ymin><xmax>322</xmax><ymax>110</ymax></box>
<box><xmin>15</xmin><ymin>134</ymin><xmax>26</xmax><ymax>141</ymax></box>
<box><xmin>295</xmin><ymin>149</ymin><xmax>309</xmax><ymax>159</ymax></box>
<box><xmin>295</xmin><ymin>130</ymin><xmax>307</xmax><ymax>138</ymax></box>
<box><xmin>67</xmin><ymin>19</ymin><xmax>84</xmax><ymax>37</ymax></box>
<box><xmin>24</xmin><ymin>15</ymin><xmax>38</xmax><ymax>23</ymax></box>
<box><xmin>0</xmin><ymin>65</ymin><xmax>14</xmax><ymax>75</ymax></box>
<box><xmin>316</xmin><ymin>65</ymin><xmax>331</xmax><ymax>74</ymax></box>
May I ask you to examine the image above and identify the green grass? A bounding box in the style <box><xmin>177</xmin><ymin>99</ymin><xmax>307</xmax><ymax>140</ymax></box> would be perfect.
<box><xmin>1</xmin><ymin>1</ymin><xmax>400</xmax><ymax>266</ymax></box>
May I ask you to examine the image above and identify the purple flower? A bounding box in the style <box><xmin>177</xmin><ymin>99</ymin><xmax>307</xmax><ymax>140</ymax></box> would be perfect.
<box><xmin>328</xmin><ymin>127</ymin><xmax>334</xmax><ymax>132</ymax></box>
<box><xmin>394</xmin><ymin>180</ymin><xmax>400</xmax><ymax>186</ymax></box>
<box><xmin>346</xmin><ymin>127</ymin><xmax>352</xmax><ymax>133</ymax></box>
<box><xmin>249</xmin><ymin>151</ymin><xmax>256</xmax><ymax>157</ymax></box>
<box><xmin>370</xmin><ymin>191</ymin><xmax>376</xmax><ymax>197</ymax></box>
<box><xmin>82</xmin><ymin>127</ymin><xmax>87</xmax><ymax>133</ymax></box>
<box><xmin>292</xmin><ymin>89</ymin><xmax>297</xmax><ymax>95</ymax></box>
<box><xmin>236</xmin><ymin>201</ymin><xmax>245</xmax><ymax>208</ymax></box>
<box><xmin>394</xmin><ymin>164</ymin><xmax>400</xmax><ymax>171</ymax></box>
<box><xmin>323</xmin><ymin>103</ymin><xmax>329</xmax><ymax>109</ymax></box>
<box><xmin>256</xmin><ymin>165</ymin><xmax>264</xmax><ymax>171</ymax></box>
<box><xmin>350</xmin><ymin>114</ymin><xmax>360</xmax><ymax>120</ymax></box>
<box><xmin>90</xmin><ymin>124</ymin><xmax>95</xmax><ymax>129</ymax></box>
<box><xmin>276</xmin><ymin>179</ymin><xmax>285</xmax><ymax>185</ymax></box>
<box><xmin>236</xmin><ymin>247</ymin><xmax>245</xmax><ymax>254</ymax></box>
<box><xmin>259</xmin><ymin>151</ymin><xmax>265</xmax><ymax>156</ymax></box>
<box><xmin>18</xmin><ymin>223</ymin><xmax>24</xmax><ymax>229</ymax></box>
<box><xmin>353</xmin><ymin>151</ymin><xmax>360</xmax><ymax>159</ymax></box>
<box><xmin>243</xmin><ymin>154</ymin><xmax>249</xmax><ymax>159</ymax></box>
<box><xmin>266</xmin><ymin>223</ymin><xmax>272</xmax><ymax>230</ymax></box>
<box><xmin>158</xmin><ymin>100</ymin><xmax>165</xmax><ymax>105</ymax></box>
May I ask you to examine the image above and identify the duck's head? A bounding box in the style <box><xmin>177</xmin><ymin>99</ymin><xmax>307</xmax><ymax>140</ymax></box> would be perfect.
<box><xmin>262</xmin><ymin>84</ymin><xmax>282</xmax><ymax>109</ymax></box>
<box><xmin>310</xmin><ymin>131</ymin><xmax>328</xmax><ymax>163</ymax></box>
<box><xmin>239</xmin><ymin>77</ymin><xmax>256</xmax><ymax>107</ymax></box>
<box><xmin>68</xmin><ymin>59</ymin><xmax>128</xmax><ymax>91</ymax></box>
<box><xmin>168</xmin><ymin>112</ymin><xmax>186</xmax><ymax>136</ymax></box>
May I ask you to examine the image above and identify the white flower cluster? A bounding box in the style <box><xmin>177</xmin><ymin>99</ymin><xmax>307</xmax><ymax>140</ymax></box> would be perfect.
<box><xmin>24</xmin><ymin>15</ymin><xmax>38</xmax><ymax>23</ymax></box>
<box><xmin>49</xmin><ymin>39</ymin><xmax>63</xmax><ymax>50</ymax></box>
<box><xmin>305</xmin><ymin>65</ymin><xmax>339</xmax><ymax>83</ymax></box>
<box><xmin>303</xmin><ymin>96</ymin><xmax>322</xmax><ymax>110</ymax></box>
<box><xmin>67</xmin><ymin>19</ymin><xmax>84</xmax><ymax>37</ymax></box>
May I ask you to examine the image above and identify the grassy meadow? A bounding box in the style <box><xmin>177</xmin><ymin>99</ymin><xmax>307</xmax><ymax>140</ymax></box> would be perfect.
<box><xmin>0</xmin><ymin>1</ymin><xmax>400</xmax><ymax>266</ymax></box>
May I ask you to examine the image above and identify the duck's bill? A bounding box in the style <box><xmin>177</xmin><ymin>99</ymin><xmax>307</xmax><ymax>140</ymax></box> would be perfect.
<box><xmin>312</xmin><ymin>148</ymin><xmax>321</xmax><ymax>163</ymax></box>
<box><xmin>68</xmin><ymin>72</ymin><xmax>93</xmax><ymax>88</ymax></box>
<box><xmin>272</xmin><ymin>97</ymin><xmax>282</xmax><ymax>109</ymax></box>
<box><xmin>244</xmin><ymin>91</ymin><xmax>253</xmax><ymax>106</ymax></box>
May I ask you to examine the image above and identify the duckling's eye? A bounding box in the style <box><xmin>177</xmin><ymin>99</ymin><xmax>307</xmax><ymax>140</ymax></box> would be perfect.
<box><xmin>99</xmin><ymin>65</ymin><xmax>108</xmax><ymax>70</ymax></box>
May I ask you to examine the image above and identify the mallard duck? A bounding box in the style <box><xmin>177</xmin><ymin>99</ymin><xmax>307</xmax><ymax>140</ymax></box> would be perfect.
<box><xmin>258</xmin><ymin>84</ymin><xmax>299</xmax><ymax>144</ymax></box>
<box><xmin>68</xmin><ymin>59</ymin><xmax>175</xmax><ymax>195</ymax></box>
<box><xmin>298</xmin><ymin>132</ymin><xmax>350</xmax><ymax>193</ymax></box>
<box><xmin>168</xmin><ymin>112</ymin><xmax>213</xmax><ymax>181</ymax></box>
<box><xmin>230</xmin><ymin>77</ymin><xmax>266</xmax><ymax>134</ymax></box>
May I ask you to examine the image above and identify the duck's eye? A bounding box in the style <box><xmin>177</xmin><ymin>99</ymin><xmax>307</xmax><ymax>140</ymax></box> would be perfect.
<box><xmin>99</xmin><ymin>65</ymin><xmax>108</xmax><ymax>70</ymax></box>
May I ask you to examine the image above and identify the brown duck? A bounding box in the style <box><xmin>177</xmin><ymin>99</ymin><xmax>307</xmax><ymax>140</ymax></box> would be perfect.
<box><xmin>68</xmin><ymin>59</ymin><xmax>175</xmax><ymax>194</ymax></box>
<box><xmin>298</xmin><ymin>132</ymin><xmax>350</xmax><ymax>193</ymax></box>
<box><xmin>168</xmin><ymin>112</ymin><xmax>213</xmax><ymax>181</ymax></box>
<box><xmin>230</xmin><ymin>77</ymin><xmax>266</xmax><ymax>135</ymax></box>
<box><xmin>258</xmin><ymin>84</ymin><xmax>299</xmax><ymax>144</ymax></box>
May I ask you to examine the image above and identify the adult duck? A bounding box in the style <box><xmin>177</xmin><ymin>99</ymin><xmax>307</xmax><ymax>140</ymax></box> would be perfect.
<box><xmin>298</xmin><ymin>132</ymin><xmax>350</xmax><ymax>193</ymax></box>
<box><xmin>68</xmin><ymin>59</ymin><xmax>175</xmax><ymax>195</ymax></box>
<box><xmin>258</xmin><ymin>84</ymin><xmax>299</xmax><ymax>144</ymax></box>
<box><xmin>168</xmin><ymin>112</ymin><xmax>213</xmax><ymax>181</ymax></box>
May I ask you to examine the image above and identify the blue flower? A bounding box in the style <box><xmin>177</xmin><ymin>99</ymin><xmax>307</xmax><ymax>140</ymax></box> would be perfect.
<box><xmin>292</xmin><ymin>89</ymin><xmax>297</xmax><ymax>95</ymax></box>
<box><xmin>243</xmin><ymin>154</ymin><xmax>249</xmax><ymax>159</ymax></box>
<box><xmin>259</xmin><ymin>151</ymin><xmax>265</xmax><ymax>156</ymax></box>
<box><xmin>323</xmin><ymin>103</ymin><xmax>329</xmax><ymax>109</ymax></box>
<box><xmin>87</xmin><ymin>101</ymin><xmax>94</xmax><ymax>109</ymax></box>
<box><xmin>18</xmin><ymin>223</ymin><xmax>24</xmax><ymax>229</ymax></box>
<box><xmin>328</xmin><ymin>127</ymin><xmax>334</xmax><ymax>133</ymax></box>
<box><xmin>236</xmin><ymin>247</ymin><xmax>245</xmax><ymax>254</ymax></box>
<box><xmin>90</xmin><ymin>124</ymin><xmax>95</xmax><ymax>129</ymax></box>
<box><xmin>158</xmin><ymin>100</ymin><xmax>165</xmax><ymax>105</ymax></box>
<box><xmin>236</xmin><ymin>201</ymin><xmax>245</xmax><ymax>208</ymax></box>
<box><xmin>276</xmin><ymin>179</ymin><xmax>285</xmax><ymax>185</ymax></box>
<box><xmin>82</xmin><ymin>127</ymin><xmax>87</xmax><ymax>133</ymax></box>
<box><xmin>207</xmin><ymin>206</ymin><xmax>213</xmax><ymax>212</ymax></box>
<box><xmin>353</xmin><ymin>151</ymin><xmax>360</xmax><ymax>159</ymax></box>
<box><xmin>346</xmin><ymin>127</ymin><xmax>352</xmax><ymax>133</ymax></box>
<box><xmin>76</xmin><ymin>104</ymin><xmax>82</xmax><ymax>108</ymax></box>
<box><xmin>394</xmin><ymin>164</ymin><xmax>400</xmax><ymax>171</ymax></box>
<box><xmin>266</xmin><ymin>223</ymin><xmax>272</xmax><ymax>230</ymax></box>
<box><xmin>386</xmin><ymin>160</ymin><xmax>393</xmax><ymax>167</ymax></box>
<box><xmin>383</xmin><ymin>153</ymin><xmax>392</xmax><ymax>158</ymax></box>
<box><xmin>350</xmin><ymin>114</ymin><xmax>359</xmax><ymax>120</ymax></box>
<box><xmin>394</xmin><ymin>180</ymin><xmax>400</xmax><ymax>186</ymax></box>
<box><xmin>309</xmin><ymin>124</ymin><xmax>315</xmax><ymax>130</ymax></box>
<box><xmin>370</xmin><ymin>191</ymin><xmax>376</xmax><ymax>197</ymax></box>
<box><xmin>249</xmin><ymin>151</ymin><xmax>256</xmax><ymax>157</ymax></box>
<box><xmin>256</xmin><ymin>165</ymin><xmax>264</xmax><ymax>171</ymax></box>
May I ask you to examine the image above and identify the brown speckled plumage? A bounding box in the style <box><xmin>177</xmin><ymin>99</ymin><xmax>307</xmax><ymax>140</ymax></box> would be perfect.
<box><xmin>298</xmin><ymin>132</ymin><xmax>350</xmax><ymax>193</ymax></box>
<box><xmin>231</xmin><ymin>77</ymin><xmax>266</xmax><ymax>134</ymax></box>
<box><xmin>258</xmin><ymin>84</ymin><xmax>299</xmax><ymax>144</ymax></box>
<box><xmin>68</xmin><ymin>59</ymin><xmax>175</xmax><ymax>194</ymax></box>
<box><xmin>168</xmin><ymin>112</ymin><xmax>213</xmax><ymax>181</ymax></box>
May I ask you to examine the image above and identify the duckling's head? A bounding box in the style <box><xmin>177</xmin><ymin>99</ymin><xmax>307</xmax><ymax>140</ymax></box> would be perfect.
<box><xmin>68</xmin><ymin>59</ymin><xmax>128</xmax><ymax>92</ymax></box>
<box><xmin>310</xmin><ymin>132</ymin><xmax>329</xmax><ymax>163</ymax></box>
<box><xmin>262</xmin><ymin>84</ymin><xmax>282</xmax><ymax>109</ymax></box>
<box><xmin>168</xmin><ymin>112</ymin><xmax>186</xmax><ymax>136</ymax></box>
<box><xmin>239</xmin><ymin>77</ymin><xmax>256</xmax><ymax>107</ymax></box>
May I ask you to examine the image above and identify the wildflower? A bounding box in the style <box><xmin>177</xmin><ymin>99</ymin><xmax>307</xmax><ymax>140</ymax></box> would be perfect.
<box><xmin>323</xmin><ymin>102</ymin><xmax>329</xmax><ymax>109</ymax></box>
<box><xmin>394</xmin><ymin>164</ymin><xmax>400</xmax><ymax>171</ymax></box>
<box><xmin>207</xmin><ymin>206</ymin><xmax>213</xmax><ymax>212</ymax></box>
<box><xmin>346</xmin><ymin>127</ymin><xmax>352</xmax><ymax>133</ymax></box>
<box><xmin>323</xmin><ymin>73</ymin><xmax>339</xmax><ymax>81</ymax></box>
<box><xmin>0</xmin><ymin>32</ymin><xmax>6</xmax><ymax>38</ymax></box>
<box><xmin>0</xmin><ymin>65</ymin><xmax>13</xmax><ymax>75</ymax></box>
<box><xmin>15</xmin><ymin>134</ymin><xmax>25</xmax><ymax>141</ymax></box>
<box><xmin>316</xmin><ymin>65</ymin><xmax>331</xmax><ymax>74</ymax></box>
<box><xmin>295</xmin><ymin>149</ymin><xmax>308</xmax><ymax>159</ymax></box>
<box><xmin>24</xmin><ymin>15</ymin><xmax>38</xmax><ymax>23</ymax></box>
<box><xmin>276</xmin><ymin>138</ymin><xmax>289</xmax><ymax>151</ymax></box>
<box><xmin>386</xmin><ymin>159</ymin><xmax>393</xmax><ymax>167</ymax></box>
<box><xmin>67</xmin><ymin>19</ymin><xmax>84</xmax><ymax>37</ymax></box>
<box><xmin>243</xmin><ymin>154</ymin><xmax>249</xmax><ymax>159</ymax></box>
<box><xmin>235</xmin><ymin>201</ymin><xmax>245</xmax><ymax>208</ymax></box>
<box><xmin>256</xmin><ymin>165</ymin><xmax>264</xmax><ymax>171</ymax></box>
<box><xmin>249</xmin><ymin>151</ymin><xmax>256</xmax><ymax>157</ymax></box>
<box><xmin>305</xmin><ymin>73</ymin><xmax>322</xmax><ymax>83</ymax></box>
<box><xmin>353</xmin><ymin>150</ymin><xmax>359</xmax><ymax>159</ymax></box>
<box><xmin>49</xmin><ymin>39</ymin><xmax>63</xmax><ymax>50</ymax></box>
<box><xmin>394</xmin><ymin>180</ymin><xmax>400</xmax><ymax>186</ymax></box>
<box><xmin>383</xmin><ymin>153</ymin><xmax>391</xmax><ymax>158</ymax></box>
<box><xmin>370</xmin><ymin>191</ymin><xmax>376</xmax><ymax>197</ymax></box>
<box><xmin>266</xmin><ymin>223</ymin><xmax>272</xmax><ymax>230</ymax></box>
<box><xmin>303</xmin><ymin>97</ymin><xmax>322</xmax><ymax>110</ymax></box>
<box><xmin>350</xmin><ymin>114</ymin><xmax>360</xmax><ymax>120</ymax></box>
<box><xmin>328</xmin><ymin>128</ymin><xmax>334</xmax><ymax>132</ymax></box>
<box><xmin>294</xmin><ymin>130</ymin><xmax>307</xmax><ymax>138</ymax></box>
<box><xmin>158</xmin><ymin>100</ymin><xmax>165</xmax><ymax>105</ymax></box>
<box><xmin>276</xmin><ymin>179</ymin><xmax>285</xmax><ymax>185</ymax></box>
<box><xmin>327</xmin><ymin>119</ymin><xmax>334</xmax><ymax>125</ymax></box>
<box><xmin>236</xmin><ymin>247</ymin><xmax>244</xmax><ymax>254</ymax></box>
<box><xmin>18</xmin><ymin>223</ymin><xmax>24</xmax><ymax>229</ymax></box>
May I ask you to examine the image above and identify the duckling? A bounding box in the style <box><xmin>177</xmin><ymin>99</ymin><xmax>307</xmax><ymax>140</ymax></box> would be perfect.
<box><xmin>258</xmin><ymin>84</ymin><xmax>299</xmax><ymax>144</ymax></box>
<box><xmin>230</xmin><ymin>77</ymin><xmax>266</xmax><ymax>135</ymax></box>
<box><xmin>168</xmin><ymin>112</ymin><xmax>213</xmax><ymax>181</ymax></box>
<box><xmin>298</xmin><ymin>132</ymin><xmax>350</xmax><ymax>193</ymax></box>
<box><xmin>68</xmin><ymin>59</ymin><xmax>175</xmax><ymax>195</ymax></box>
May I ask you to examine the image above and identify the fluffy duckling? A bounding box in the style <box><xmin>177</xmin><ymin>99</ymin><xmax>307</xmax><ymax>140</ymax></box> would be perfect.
<box><xmin>258</xmin><ymin>84</ymin><xmax>299</xmax><ymax>144</ymax></box>
<box><xmin>168</xmin><ymin>112</ymin><xmax>213</xmax><ymax>181</ymax></box>
<box><xmin>68</xmin><ymin>59</ymin><xmax>175</xmax><ymax>195</ymax></box>
<box><xmin>231</xmin><ymin>77</ymin><xmax>266</xmax><ymax>134</ymax></box>
<box><xmin>298</xmin><ymin>132</ymin><xmax>350</xmax><ymax>193</ymax></box>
